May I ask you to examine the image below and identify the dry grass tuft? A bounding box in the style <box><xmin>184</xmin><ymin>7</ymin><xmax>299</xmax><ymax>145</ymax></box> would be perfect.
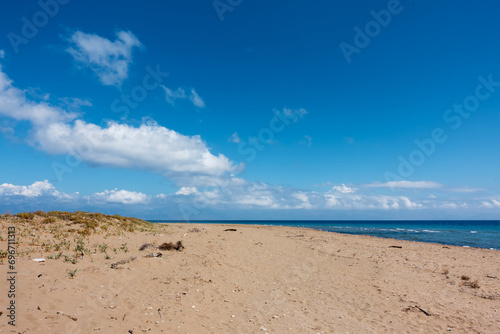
<box><xmin>158</xmin><ymin>241</ymin><xmax>184</xmax><ymax>251</ymax></box>
<box><xmin>462</xmin><ymin>280</ymin><xmax>480</xmax><ymax>289</ymax></box>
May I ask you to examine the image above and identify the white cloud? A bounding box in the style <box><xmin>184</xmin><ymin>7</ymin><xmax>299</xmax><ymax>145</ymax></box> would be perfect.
<box><xmin>281</xmin><ymin>107</ymin><xmax>308</xmax><ymax>122</ymax></box>
<box><xmin>66</xmin><ymin>30</ymin><xmax>142</xmax><ymax>86</ymax></box>
<box><xmin>229</xmin><ymin>132</ymin><xmax>241</xmax><ymax>143</ymax></box>
<box><xmin>237</xmin><ymin>195</ymin><xmax>276</xmax><ymax>207</ymax></box>
<box><xmin>0</xmin><ymin>180</ymin><xmax>68</xmax><ymax>199</ymax></box>
<box><xmin>324</xmin><ymin>193</ymin><xmax>420</xmax><ymax>210</ymax></box>
<box><xmin>94</xmin><ymin>189</ymin><xmax>148</xmax><ymax>204</ymax></box>
<box><xmin>438</xmin><ymin>202</ymin><xmax>468</xmax><ymax>209</ymax></box>
<box><xmin>35</xmin><ymin>120</ymin><xmax>237</xmax><ymax>178</ymax></box>
<box><xmin>0</xmin><ymin>50</ymin><xmax>5</xmax><ymax>59</ymax></box>
<box><xmin>162</xmin><ymin>86</ymin><xmax>186</xmax><ymax>106</ymax></box>
<box><xmin>448</xmin><ymin>187</ymin><xmax>486</xmax><ymax>193</ymax></box>
<box><xmin>481</xmin><ymin>199</ymin><xmax>500</xmax><ymax>208</ymax></box>
<box><xmin>4</xmin><ymin>179</ymin><xmax>500</xmax><ymax>216</ymax></box>
<box><xmin>428</xmin><ymin>194</ymin><xmax>437</xmax><ymax>199</ymax></box>
<box><xmin>161</xmin><ymin>86</ymin><xmax>205</xmax><ymax>108</ymax></box>
<box><xmin>365</xmin><ymin>181</ymin><xmax>443</xmax><ymax>189</ymax></box>
<box><xmin>291</xmin><ymin>192</ymin><xmax>313</xmax><ymax>209</ymax></box>
<box><xmin>0</xmin><ymin>66</ymin><xmax>238</xmax><ymax>184</ymax></box>
<box><xmin>176</xmin><ymin>186</ymin><xmax>199</xmax><ymax>196</ymax></box>
<box><xmin>189</xmin><ymin>89</ymin><xmax>205</xmax><ymax>108</ymax></box>
<box><xmin>330</xmin><ymin>184</ymin><xmax>357</xmax><ymax>193</ymax></box>
<box><xmin>0</xmin><ymin>65</ymin><xmax>77</xmax><ymax>125</ymax></box>
<box><xmin>58</xmin><ymin>97</ymin><xmax>92</xmax><ymax>111</ymax></box>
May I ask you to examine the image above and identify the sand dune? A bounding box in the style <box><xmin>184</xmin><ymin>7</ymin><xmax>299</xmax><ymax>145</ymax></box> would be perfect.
<box><xmin>0</xmin><ymin>215</ymin><xmax>499</xmax><ymax>333</ymax></box>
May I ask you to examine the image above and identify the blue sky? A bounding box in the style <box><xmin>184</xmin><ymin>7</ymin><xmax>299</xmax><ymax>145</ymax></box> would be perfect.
<box><xmin>1</xmin><ymin>0</ymin><xmax>500</xmax><ymax>219</ymax></box>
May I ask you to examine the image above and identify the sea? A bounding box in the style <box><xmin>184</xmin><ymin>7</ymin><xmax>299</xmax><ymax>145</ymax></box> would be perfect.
<box><xmin>150</xmin><ymin>220</ymin><xmax>500</xmax><ymax>250</ymax></box>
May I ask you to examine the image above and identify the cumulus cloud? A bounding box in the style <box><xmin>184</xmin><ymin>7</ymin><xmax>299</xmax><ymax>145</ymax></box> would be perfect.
<box><xmin>324</xmin><ymin>193</ymin><xmax>420</xmax><ymax>210</ymax></box>
<box><xmin>330</xmin><ymin>184</ymin><xmax>357</xmax><ymax>193</ymax></box>
<box><xmin>66</xmin><ymin>30</ymin><xmax>142</xmax><ymax>86</ymax></box>
<box><xmin>0</xmin><ymin>66</ymin><xmax>237</xmax><ymax>185</ymax></box>
<box><xmin>0</xmin><ymin>180</ymin><xmax>55</xmax><ymax>197</ymax></box>
<box><xmin>161</xmin><ymin>86</ymin><xmax>205</xmax><ymax>108</ymax></box>
<box><xmin>93</xmin><ymin>189</ymin><xmax>148</xmax><ymax>204</ymax></box>
<box><xmin>229</xmin><ymin>132</ymin><xmax>241</xmax><ymax>143</ymax></box>
<box><xmin>35</xmin><ymin>120</ymin><xmax>236</xmax><ymax>178</ymax></box>
<box><xmin>0</xmin><ymin>180</ymin><xmax>73</xmax><ymax>199</ymax></box>
<box><xmin>3</xmin><ymin>179</ymin><xmax>500</xmax><ymax>218</ymax></box>
<box><xmin>176</xmin><ymin>187</ymin><xmax>198</xmax><ymax>196</ymax></box>
<box><xmin>0</xmin><ymin>65</ymin><xmax>77</xmax><ymax>125</ymax></box>
<box><xmin>291</xmin><ymin>192</ymin><xmax>313</xmax><ymax>209</ymax></box>
<box><xmin>365</xmin><ymin>181</ymin><xmax>443</xmax><ymax>189</ymax></box>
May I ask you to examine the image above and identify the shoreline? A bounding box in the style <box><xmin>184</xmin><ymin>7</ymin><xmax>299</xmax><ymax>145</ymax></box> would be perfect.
<box><xmin>1</xmin><ymin>217</ymin><xmax>499</xmax><ymax>333</ymax></box>
<box><xmin>151</xmin><ymin>221</ymin><xmax>500</xmax><ymax>251</ymax></box>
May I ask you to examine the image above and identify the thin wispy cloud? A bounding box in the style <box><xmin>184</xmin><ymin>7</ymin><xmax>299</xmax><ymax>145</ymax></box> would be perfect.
<box><xmin>228</xmin><ymin>132</ymin><xmax>241</xmax><ymax>143</ymax></box>
<box><xmin>189</xmin><ymin>89</ymin><xmax>205</xmax><ymax>108</ymax></box>
<box><xmin>162</xmin><ymin>86</ymin><xmax>186</xmax><ymax>105</ymax></box>
<box><xmin>66</xmin><ymin>30</ymin><xmax>142</xmax><ymax>87</ymax></box>
<box><xmin>161</xmin><ymin>85</ymin><xmax>205</xmax><ymax>108</ymax></box>
<box><xmin>299</xmin><ymin>135</ymin><xmax>312</xmax><ymax>146</ymax></box>
<box><xmin>448</xmin><ymin>187</ymin><xmax>487</xmax><ymax>193</ymax></box>
<box><xmin>365</xmin><ymin>181</ymin><xmax>443</xmax><ymax>189</ymax></box>
<box><xmin>58</xmin><ymin>97</ymin><xmax>92</xmax><ymax>112</ymax></box>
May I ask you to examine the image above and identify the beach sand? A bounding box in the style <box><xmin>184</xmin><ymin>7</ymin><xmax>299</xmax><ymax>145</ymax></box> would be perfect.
<box><xmin>0</xmin><ymin>215</ymin><xmax>499</xmax><ymax>333</ymax></box>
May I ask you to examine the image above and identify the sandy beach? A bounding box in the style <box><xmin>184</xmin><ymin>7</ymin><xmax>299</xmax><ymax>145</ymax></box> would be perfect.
<box><xmin>0</xmin><ymin>213</ymin><xmax>499</xmax><ymax>333</ymax></box>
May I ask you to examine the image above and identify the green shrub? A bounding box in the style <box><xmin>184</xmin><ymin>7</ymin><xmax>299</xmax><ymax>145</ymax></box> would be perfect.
<box><xmin>17</xmin><ymin>212</ymin><xmax>35</xmax><ymax>220</ymax></box>
<box><xmin>42</xmin><ymin>217</ymin><xmax>57</xmax><ymax>224</ymax></box>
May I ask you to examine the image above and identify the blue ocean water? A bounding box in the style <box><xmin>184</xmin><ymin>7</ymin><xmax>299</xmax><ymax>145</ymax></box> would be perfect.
<box><xmin>150</xmin><ymin>220</ymin><xmax>500</xmax><ymax>250</ymax></box>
